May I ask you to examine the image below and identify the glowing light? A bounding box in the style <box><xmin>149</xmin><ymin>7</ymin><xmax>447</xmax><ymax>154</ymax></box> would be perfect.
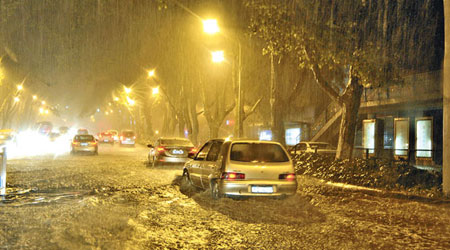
<box><xmin>97</xmin><ymin>108</ymin><xmax>100</xmax><ymax>112</ymax></box>
<box><xmin>108</xmin><ymin>102</ymin><xmax>112</xmax><ymax>106</ymax></box>
<box><xmin>13</xmin><ymin>97</ymin><xmax>20</xmax><ymax>103</ymax></box>
<box><xmin>32</xmin><ymin>95</ymin><xmax>37</xmax><ymax>100</ymax></box>
<box><xmin>152</xmin><ymin>87</ymin><xmax>159</xmax><ymax>96</ymax></box>
<box><xmin>105</xmin><ymin>111</ymin><xmax>109</xmax><ymax>115</ymax></box>
<box><xmin>109</xmin><ymin>110</ymin><xmax>113</xmax><ymax>113</ymax></box>
<box><xmin>126</xmin><ymin>96</ymin><xmax>135</xmax><ymax>106</ymax></box>
<box><xmin>124</xmin><ymin>86</ymin><xmax>132</xmax><ymax>94</ymax></box>
<box><xmin>39</xmin><ymin>107</ymin><xmax>44</xmax><ymax>114</ymax></box>
<box><xmin>155</xmin><ymin>130</ymin><xmax>159</xmax><ymax>135</ymax></box>
<box><xmin>17</xmin><ymin>85</ymin><xmax>23</xmax><ymax>91</ymax></box>
<box><xmin>203</xmin><ymin>19</ymin><xmax>219</xmax><ymax>34</ymax></box>
<box><xmin>41</xmin><ymin>101</ymin><xmax>46</xmax><ymax>105</ymax></box>
<box><xmin>44</xmin><ymin>109</ymin><xmax>49</xmax><ymax>114</ymax></box>
<box><xmin>113</xmin><ymin>97</ymin><xmax>119</xmax><ymax>102</ymax></box>
<box><xmin>148</xmin><ymin>70</ymin><xmax>155</xmax><ymax>78</ymax></box>
<box><xmin>212</xmin><ymin>50</ymin><xmax>224</xmax><ymax>63</ymax></box>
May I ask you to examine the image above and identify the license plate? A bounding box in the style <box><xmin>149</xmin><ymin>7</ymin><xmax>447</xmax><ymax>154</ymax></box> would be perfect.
<box><xmin>104</xmin><ymin>139</ymin><xmax>109</xmax><ymax>142</ymax></box>
<box><xmin>172</xmin><ymin>149</ymin><xmax>184</xmax><ymax>155</ymax></box>
<box><xmin>81</xmin><ymin>143</ymin><xmax>88</xmax><ymax>146</ymax></box>
<box><xmin>251</xmin><ymin>186</ymin><xmax>274</xmax><ymax>193</ymax></box>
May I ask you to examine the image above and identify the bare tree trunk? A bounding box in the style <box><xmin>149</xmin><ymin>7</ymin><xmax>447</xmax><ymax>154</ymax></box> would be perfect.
<box><xmin>443</xmin><ymin>0</ymin><xmax>450</xmax><ymax>196</ymax></box>
<box><xmin>336</xmin><ymin>73</ymin><xmax>363</xmax><ymax>159</ymax></box>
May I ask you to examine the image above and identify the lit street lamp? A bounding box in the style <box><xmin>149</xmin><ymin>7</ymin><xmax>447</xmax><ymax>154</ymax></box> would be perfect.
<box><xmin>13</xmin><ymin>97</ymin><xmax>20</xmax><ymax>103</ymax></box>
<box><xmin>32</xmin><ymin>95</ymin><xmax>37</xmax><ymax>100</ymax></box>
<box><xmin>204</xmin><ymin>20</ymin><xmax>243</xmax><ymax>137</ymax></box>
<box><xmin>211</xmin><ymin>50</ymin><xmax>225</xmax><ymax>63</ymax></box>
<box><xmin>148</xmin><ymin>69</ymin><xmax>155</xmax><ymax>78</ymax></box>
<box><xmin>152</xmin><ymin>87</ymin><xmax>160</xmax><ymax>96</ymax></box>
<box><xmin>17</xmin><ymin>85</ymin><xmax>23</xmax><ymax>91</ymax></box>
<box><xmin>41</xmin><ymin>101</ymin><xmax>46</xmax><ymax>105</ymax></box>
<box><xmin>203</xmin><ymin>19</ymin><xmax>219</xmax><ymax>34</ymax></box>
<box><xmin>124</xmin><ymin>86</ymin><xmax>132</xmax><ymax>94</ymax></box>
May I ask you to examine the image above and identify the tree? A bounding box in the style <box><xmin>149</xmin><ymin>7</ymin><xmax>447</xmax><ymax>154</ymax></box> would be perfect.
<box><xmin>247</xmin><ymin>0</ymin><xmax>442</xmax><ymax>159</ymax></box>
<box><xmin>443</xmin><ymin>0</ymin><xmax>450</xmax><ymax>195</ymax></box>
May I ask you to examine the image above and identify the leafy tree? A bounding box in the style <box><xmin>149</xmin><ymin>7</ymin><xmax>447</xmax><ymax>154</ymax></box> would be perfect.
<box><xmin>246</xmin><ymin>0</ymin><xmax>442</xmax><ymax>159</ymax></box>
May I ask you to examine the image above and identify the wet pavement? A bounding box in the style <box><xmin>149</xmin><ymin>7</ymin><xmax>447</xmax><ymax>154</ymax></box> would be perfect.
<box><xmin>0</xmin><ymin>144</ymin><xmax>449</xmax><ymax>249</ymax></box>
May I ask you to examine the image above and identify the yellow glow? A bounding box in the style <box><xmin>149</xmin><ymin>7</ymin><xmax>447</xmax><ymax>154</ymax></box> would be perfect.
<box><xmin>105</xmin><ymin>111</ymin><xmax>109</xmax><ymax>115</ymax></box>
<box><xmin>203</xmin><ymin>19</ymin><xmax>219</xmax><ymax>34</ymax></box>
<box><xmin>126</xmin><ymin>96</ymin><xmax>135</xmax><ymax>106</ymax></box>
<box><xmin>108</xmin><ymin>102</ymin><xmax>112</xmax><ymax>106</ymax></box>
<box><xmin>41</xmin><ymin>101</ymin><xmax>46</xmax><ymax>105</ymax></box>
<box><xmin>152</xmin><ymin>87</ymin><xmax>159</xmax><ymax>96</ymax></box>
<box><xmin>39</xmin><ymin>107</ymin><xmax>44</xmax><ymax>114</ymax></box>
<box><xmin>17</xmin><ymin>85</ymin><xmax>23</xmax><ymax>91</ymax></box>
<box><xmin>13</xmin><ymin>97</ymin><xmax>20</xmax><ymax>103</ymax></box>
<box><xmin>212</xmin><ymin>50</ymin><xmax>224</xmax><ymax>63</ymax></box>
<box><xmin>109</xmin><ymin>110</ymin><xmax>113</xmax><ymax>113</ymax></box>
<box><xmin>44</xmin><ymin>109</ymin><xmax>49</xmax><ymax>114</ymax></box>
<box><xmin>32</xmin><ymin>95</ymin><xmax>37</xmax><ymax>100</ymax></box>
<box><xmin>124</xmin><ymin>86</ymin><xmax>132</xmax><ymax>94</ymax></box>
<box><xmin>155</xmin><ymin>130</ymin><xmax>159</xmax><ymax>135</ymax></box>
<box><xmin>148</xmin><ymin>70</ymin><xmax>155</xmax><ymax>78</ymax></box>
<box><xmin>114</xmin><ymin>97</ymin><xmax>119</xmax><ymax>102</ymax></box>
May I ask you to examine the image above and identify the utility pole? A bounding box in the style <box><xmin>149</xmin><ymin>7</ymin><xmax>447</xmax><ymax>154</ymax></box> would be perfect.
<box><xmin>443</xmin><ymin>0</ymin><xmax>450</xmax><ymax>196</ymax></box>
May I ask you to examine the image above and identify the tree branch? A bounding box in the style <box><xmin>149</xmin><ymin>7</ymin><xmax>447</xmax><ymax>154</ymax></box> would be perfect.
<box><xmin>243</xmin><ymin>98</ymin><xmax>262</xmax><ymax>121</ymax></box>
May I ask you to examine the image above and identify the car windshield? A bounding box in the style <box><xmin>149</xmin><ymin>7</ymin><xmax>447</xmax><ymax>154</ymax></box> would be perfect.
<box><xmin>230</xmin><ymin>143</ymin><xmax>289</xmax><ymax>162</ymax></box>
<box><xmin>122</xmin><ymin>131</ymin><xmax>134</xmax><ymax>137</ymax></box>
<box><xmin>75</xmin><ymin>135</ymin><xmax>94</xmax><ymax>142</ymax></box>
<box><xmin>160</xmin><ymin>139</ymin><xmax>193</xmax><ymax>147</ymax></box>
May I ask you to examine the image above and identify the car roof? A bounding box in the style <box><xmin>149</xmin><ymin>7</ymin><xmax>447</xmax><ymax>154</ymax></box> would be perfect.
<box><xmin>158</xmin><ymin>137</ymin><xmax>190</xmax><ymax>141</ymax></box>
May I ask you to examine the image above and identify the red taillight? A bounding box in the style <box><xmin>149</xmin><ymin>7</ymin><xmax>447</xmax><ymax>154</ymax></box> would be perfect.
<box><xmin>189</xmin><ymin>147</ymin><xmax>198</xmax><ymax>154</ymax></box>
<box><xmin>221</xmin><ymin>172</ymin><xmax>245</xmax><ymax>180</ymax></box>
<box><xmin>279</xmin><ymin>173</ymin><xmax>296</xmax><ymax>181</ymax></box>
<box><xmin>156</xmin><ymin>146</ymin><xmax>166</xmax><ymax>153</ymax></box>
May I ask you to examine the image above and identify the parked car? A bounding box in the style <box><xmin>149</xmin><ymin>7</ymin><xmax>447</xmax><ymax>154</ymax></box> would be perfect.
<box><xmin>119</xmin><ymin>130</ymin><xmax>135</xmax><ymax>146</ymax></box>
<box><xmin>183</xmin><ymin>139</ymin><xmax>297</xmax><ymax>199</ymax></box>
<box><xmin>288</xmin><ymin>141</ymin><xmax>336</xmax><ymax>156</ymax></box>
<box><xmin>98</xmin><ymin>132</ymin><xmax>114</xmax><ymax>144</ymax></box>
<box><xmin>77</xmin><ymin>128</ymin><xmax>89</xmax><ymax>135</ymax></box>
<box><xmin>148</xmin><ymin>137</ymin><xmax>197</xmax><ymax>167</ymax></box>
<box><xmin>71</xmin><ymin>134</ymin><xmax>98</xmax><ymax>155</ymax></box>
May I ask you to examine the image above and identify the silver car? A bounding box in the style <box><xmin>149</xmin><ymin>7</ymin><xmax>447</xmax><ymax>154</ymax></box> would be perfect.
<box><xmin>148</xmin><ymin>137</ymin><xmax>197</xmax><ymax>167</ymax></box>
<box><xmin>183</xmin><ymin>139</ymin><xmax>297</xmax><ymax>199</ymax></box>
<box><xmin>71</xmin><ymin>134</ymin><xmax>98</xmax><ymax>155</ymax></box>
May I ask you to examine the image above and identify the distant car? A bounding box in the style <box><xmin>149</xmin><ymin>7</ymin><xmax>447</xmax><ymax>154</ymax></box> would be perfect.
<box><xmin>148</xmin><ymin>137</ymin><xmax>197</xmax><ymax>167</ymax></box>
<box><xmin>71</xmin><ymin>134</ymin><xmax>98</xmax><ymax>155</ymax></box>
<box><xmin>98</xmin><ymin>132</ymin><xmax>114</xmax><ymax>144</ymax></box>
<box><xmin>119</xmin><ymin>130</ymin><xmax>135</xmax><ymax>146</ymax></box>
<box><xmin>49</xmin><ymin>132</ymin><xmax>60</xmax><ymax>142</ymax></box>
<box><xmin>59</xmin><ymin>126</ymin><xmax>69</xmax><ymax>134</ymax></box>
<box><xmin>183</xmin><ymin>139</ymin><xmax>297</xmax><ymax>199</ymax></box>
<box><xmin>289</xmin><ymin>141</ymin><xmax>336</xmax><ymax>156</ymax></box>
<box><xmin>77</xmin><ymin>128</ymin><xmax>89</xmax><ymax>135</ymax></box>
<box><xmin>108</xmin><ymin>130</ymin><xmax>119</xmax><ymax>142</ymax></box>
<box><xmin>36</xmin><ymin>121</ymin><xmax>53</xmax><ymax>135</ymax></box>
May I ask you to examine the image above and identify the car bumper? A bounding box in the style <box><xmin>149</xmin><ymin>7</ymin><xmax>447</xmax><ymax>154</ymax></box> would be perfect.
<box><xmin>156</xmin><ymin>156</ymin><xmax>190</xmax><ymax>164</ymax></box>
<box><xmin>219</xmin><ymin>180</ymin><xmax>297</xmax><ymax>197</ymax></box>
<box><xmin>72</xmin><ymin>146</ymin><xmax>97</xmax><ymax>152</ymax></box>
<box><xmin>120</xmin><ymin>140</ymin><xmax>135</xmax><ymax>145</ymax></box>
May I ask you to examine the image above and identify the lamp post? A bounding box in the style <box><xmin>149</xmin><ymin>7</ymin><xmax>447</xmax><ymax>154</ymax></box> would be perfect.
<box><xmin>203</xmin><ymin>19</ymin><xmax>243</xmax><ymax>137</ymax></box>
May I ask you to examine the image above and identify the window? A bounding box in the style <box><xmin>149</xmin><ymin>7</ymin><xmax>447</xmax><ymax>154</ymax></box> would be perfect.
<box><xmin>195</xmin><ymin>142</ymin><xmax>212</xmax><ymax>161</ymax></box>
<box><xmin>416</xmin><ymin>118</ymin><xmax>432</xmax><ymax>158</ymax></box>
<box><xmin>285</xmin><ymin>128</ymin><xmax>301</xmax><ymax>146</ymax></box>
<box><xmin>394</xmin><ymin>118</ymin><xmax>409</xmax><ymax>156</ymax></box>
<box><xmin>206</xmin><ymin>142</ymin><xmax>223</xmax><ymax>161</ymax></box>
<box><xmin>230</xmin><ymin>143</ymin><xmax>289</xmax><ymax>162</ymax></box>
<box><xmin>363</xmin><ymin>119</ymin><xmax>375</xmax><ymax>154</ymax></box>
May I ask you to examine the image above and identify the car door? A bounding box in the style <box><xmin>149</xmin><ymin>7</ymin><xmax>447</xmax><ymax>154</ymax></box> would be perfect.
<box><xmin>201</xmin><ymin>141</ymin><xmax>223</xmax><ymax>187</ymax></box>
<box><xmin>189</xmin><ymin>141</ymin><xmax>212</xmax><ymax>187</ymax></box>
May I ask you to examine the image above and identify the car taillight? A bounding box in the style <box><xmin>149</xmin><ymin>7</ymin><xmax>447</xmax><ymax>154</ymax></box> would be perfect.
<box><xmin>221</xmin><ymin>172</ymin><xmax>245</xmax><ymax>180</ymax></box>
<box><xmin>90</xmin><ymin>141</ymin><xmax>97</xmax><ymax>145</ymax></box>
<box><xmin>156</xmin><ymin>146</ymin><xmax>166</xmax><ymax>153</ymax></box>
<box><xmin>189</xmin><ymin>147</ymin><xmax>198</xmax><ymax>154</ymax></box>
<box><xmin>133</xmin><ymin>136</ymin><xmax>136</xmax><ymax>139</ymax></box>
<box><xmin>279</xmin><ymin>173</ymin><xmax>296</xmax><ymax>181</ymax></box>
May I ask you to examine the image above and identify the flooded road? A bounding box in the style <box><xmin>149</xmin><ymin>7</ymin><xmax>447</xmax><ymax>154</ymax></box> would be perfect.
<box><xmin>1</xmin><ymin>144</ymin><xmax>449</xmax><ymax>249</ymax></box>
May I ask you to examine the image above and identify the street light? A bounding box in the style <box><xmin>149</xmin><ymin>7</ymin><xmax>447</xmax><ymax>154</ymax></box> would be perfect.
<box><xmin>124</xmin><ymin>86</ymin><xmax>132</xmax><ymax>94</ymax></box>
<box><xmin>41</xmin><ymin>101</ymin><xmax>46</xmax><ymax>105</ymax></box>
<box><xmin>13</xmin><ymin>97</ymin><xmax>20</xmax><ymax>103</ymax></box>
<box><xmin>211</xmin><ymin>50</ymin><xmax>225</xmax><ymax>63</ymax></box>
<box><xmin>152</xmin><ymin>87</ymin><xmax>160</xmax><ymax>96</ymax></box>
<box><xmin>17</xmin><ymin>85</ymin><xmax>23</xmax><ymax>91</ymax></box>
<box><xmin>203</xmin><ymin>19</ymin><xmax>219</xmax><ymax>34</ymax></box>
<box><xmin>113</xmin><ymin>97</ymin><xmax>119</xmax><ymax>102</ymax></box>
<box><xmin>32</xmin><ymin>95</ymin><xmax>37</xmax><ymax>100</ymax></box>
<box><xmin>148</xmin><ymin>70</ymin><xmax>155</xmax><ymax>78</ymax></box>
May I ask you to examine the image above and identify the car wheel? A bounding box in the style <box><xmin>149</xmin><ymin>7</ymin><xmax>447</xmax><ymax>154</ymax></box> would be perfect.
<box><xmin>210</xmin><ymin>179</ymin><xmax>222</xmax><ymax>200</ymax></box>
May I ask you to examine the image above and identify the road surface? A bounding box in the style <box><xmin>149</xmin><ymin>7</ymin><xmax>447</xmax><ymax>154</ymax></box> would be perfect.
<box><xmin>1</xmin><ymin>144</ymin><xmax>449</xmax><ymax>249</ymax></box>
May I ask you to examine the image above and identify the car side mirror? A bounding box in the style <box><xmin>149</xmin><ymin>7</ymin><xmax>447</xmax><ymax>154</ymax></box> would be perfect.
<box><xmin>147</xmin><ymin>144</ymin><xmax>153</xmax><ymax>148</ymax></box>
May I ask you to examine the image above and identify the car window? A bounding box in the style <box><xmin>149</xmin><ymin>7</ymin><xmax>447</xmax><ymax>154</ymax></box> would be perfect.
<box><xmin>195</xmin><ymin>142</ymin><xmax>212</xmax><ymax>161</ymax></box>
<box><xmin>230</xmin><ymin>143</ymin><xmax>289</xmax><ymax>162</ymax></box>
<box><xmin>206</xmin><ymin>142</ymin><xmax>223</xmax><ymax>161</ymax></box>
<box><xmin>75</xmin><ymin>135</ymin><xmax>94</xmax><ymax>141</ymax></box>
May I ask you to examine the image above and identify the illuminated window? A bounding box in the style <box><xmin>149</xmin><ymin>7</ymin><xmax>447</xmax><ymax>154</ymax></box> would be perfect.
<box><xmin>416</xmin><ymin>118</ymin><xmax>432</xmax><ymax>158</ymax></box>
<box><xmin>285</xmin><ymin>128</ymin><xmax>301</xmax><ymax>146</ymax></box>
<box><xmin>363</xmin><ymin>119</ymin><xmax>375</xmax><ymax>154</ymax></box>
<box><xmin>394</xmin><ymin>118</ymin><xmax>409</xmax><ymax>156</ymax></box>
<box><xmin>259</xmin><ymin>130</ymin><xmax>272</xmax><ymax>141</ymax></box>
